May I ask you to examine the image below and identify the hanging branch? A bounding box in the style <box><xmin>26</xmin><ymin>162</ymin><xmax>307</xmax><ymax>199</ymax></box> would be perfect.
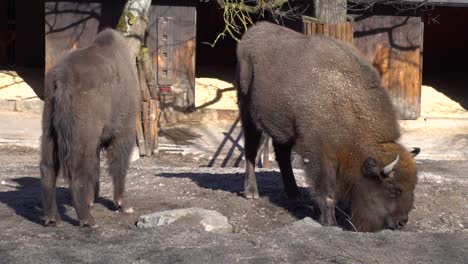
<box><xmin>208</xmin><ymin>0</ymin><xmax>302</xmax><ymax>46</ymax></box>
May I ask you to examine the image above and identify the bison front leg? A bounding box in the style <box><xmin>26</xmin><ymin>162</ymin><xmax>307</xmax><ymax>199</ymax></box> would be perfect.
<box><xmin>315</xmin><ymin>153</ymin><xmax>337</xmax><ymax>226</ymax></box>
<box><xmin>272</xmin><ymin>141</ymin><xmax>301</xmax><ymax>199</ymax></box>
<box><xmin>241</xmin><ymin>119</ymin><xmax>262</xmax><ymax>199</ymax></box>
<box><xmin>40</xmin><ymin>135</ymin><xmax>62</xmax><ymax>227</ymax></box>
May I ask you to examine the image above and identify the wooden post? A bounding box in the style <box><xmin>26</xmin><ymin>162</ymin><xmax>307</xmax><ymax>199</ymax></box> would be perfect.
<box><xmin>142</xmin><ymin>101</ymin><xmax>152</xmax><ymax>156</ymax></box>
<box><xmin>154</xmin><ymin>105</ymin><xmax>161</xmax><ymax>151</ymax></box>
<box><xmin>346</xmin><ymin>22</ymin><xmax>353</xmax><ymax>43</ymax></box>
<box><xmin>135</xmin><ymin>46</ymin><xmax>162</xmax><ymax>156</ymax></box>
<box><xmin>137</xmin><ymin>57</ymin><xmax>150</xmax><ymax>102</ymax></box>
<box><xmin>336</xmin><ymin>23</ymin><xmax>342</xmax><ymax>42</ymax></box>
<box><xmin>139</xmin><ymin>48</ymin><xmax>158</xmax><ymax>99</ymax></box>
<box><xmin>316</xmin><ymin>23</ymin><xmax>323</xmax><ymax>35</ymax></box>
<box><xmin>343</xmin><ymin>23</ymin><xmax>348</xmax><ymax>43</ymax></box>
<box><xmin>329</xmin><ymin>24</ymin><xmax>336</xmax><ymax>39</ymax></box>
<box><xmin>323</xmin><ymin>23</ymin><xmax>329</xmax><ymax>37</ymax></box>
<box><xmin>149</xmin><ymin>99</ymin><xmax>158</xmax><ymax>154</ymax></box>
<box><xmin>136</xmin><ymin>109</ymin><xmax>147</xmax><ymax>156</ymax></box>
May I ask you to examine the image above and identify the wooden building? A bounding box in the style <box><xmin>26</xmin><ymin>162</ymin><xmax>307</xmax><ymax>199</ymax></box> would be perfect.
<box><xmin>44</xmin><ymin>0</ymin><xmax>196</xmax><ymax>111</ymax></box>
<box><xmin>350</xmin><ymin>1</ymin><xmax>468</xmax><ymax>119</ymax></box>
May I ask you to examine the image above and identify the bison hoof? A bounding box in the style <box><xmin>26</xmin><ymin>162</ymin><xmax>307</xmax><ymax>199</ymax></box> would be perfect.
<box><xmin>79</xmin><ymin>222</ymin><xmax>99</xmax><ymax>229</ymax></box>
<box><xmin>79</xmin><ymin>217</ymin><xmax>98</xmax><ymax>228</ymax></box>
<box><xmin>121</xmin><ymin>207</ymin><xmax>134</xmax><ymax>214</ymax></box>
<box><xmin>44</xmin><ymin>217</ymin><xmax>63</xmax><ymax>227</ymax></box>
<box><xmin>320</xmin><ymin>216</ymin><xmax>337</xmax><ymax>227</ymax></box>
<box><xmin>244</xmin><ymin>192</ymin><xmax>260</xmax><ymax>199</ymax></box>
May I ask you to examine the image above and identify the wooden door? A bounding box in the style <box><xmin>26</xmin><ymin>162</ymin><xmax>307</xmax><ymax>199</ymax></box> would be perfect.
<box><xmin>147</xmin><ymin>3</ymin><xmax>196</xmax><ymax>112</ymax></box>
<box><xmin>353</xmin><ymin>16</ymin><xmax>423</xmax><ymax>120</ymax></box>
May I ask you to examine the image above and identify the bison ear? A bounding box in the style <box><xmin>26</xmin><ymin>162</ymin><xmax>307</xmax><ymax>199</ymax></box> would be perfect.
<box><xmin>362</xmin><ymin>157</ymin><xmax>381</xmax><ymax>179</ymax></box>
<box><xmin>410</xmin><ymin>147</ymin><xmax>420</xmax><ymax>158</ymax></box>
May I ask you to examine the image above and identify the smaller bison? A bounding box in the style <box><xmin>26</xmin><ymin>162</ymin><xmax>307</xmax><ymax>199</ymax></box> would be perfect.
<box><xmin>236</xmin><ymin>22</ymin><xmax>419</xmax><ymax>232</ymax></box>
<box><xmin>40</xmin><ymin>29</ymin><xmax>139</xmax><ymax>228</ymax></box>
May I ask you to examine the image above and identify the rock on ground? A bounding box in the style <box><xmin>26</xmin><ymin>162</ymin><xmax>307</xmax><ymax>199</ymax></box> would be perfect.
<box><xmin>136</xmin><ymin>207</ymin><xmax>233</xmax><ymax>233</ymax></box>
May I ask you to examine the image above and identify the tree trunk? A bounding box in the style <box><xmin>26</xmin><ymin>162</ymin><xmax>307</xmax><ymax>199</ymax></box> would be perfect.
<box><xmin>117</xmin><ymin>0</ymin><xmax>157</xmax><ymax>157</ymax></box>
<box><xmin>314</xmin><ymin>0</ymin><xmax>347</xmax><ymax>24</ymax></box>
<box><xmin>117</xmin><ymin>0</ymin><xmax>152</xmax><ymax>60</ymax></box>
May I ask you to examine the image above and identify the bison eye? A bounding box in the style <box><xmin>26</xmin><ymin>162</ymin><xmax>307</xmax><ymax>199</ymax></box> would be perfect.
<box><xmin>387</xmin><ymin>187</ymin><xmax>401</xmax><ymax>198</ymax></box>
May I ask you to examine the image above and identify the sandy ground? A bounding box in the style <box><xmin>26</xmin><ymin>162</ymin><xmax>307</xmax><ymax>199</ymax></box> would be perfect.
<box><xmin>2</xmin><ymin>69</ymin><xmax>468</xmax><ymax>118</ymax></box>
<box><xmin>0</xmin><ymin>71</ymin><xmax>39</xmax><ymax>101</ymax></box>
<box><xmin>194</xmin><ymin>78</ymin><xmax>237</xmax><ymax>110</ymax></box>
<box><xmin>0</xmin><ymin>70</ymin><xmax>239</xmax><ymax>108</ymax></box>
<box><xmin>421</xmin><ymin>85</ymin><xmax>468</xmax><ymax>118</ymax></box>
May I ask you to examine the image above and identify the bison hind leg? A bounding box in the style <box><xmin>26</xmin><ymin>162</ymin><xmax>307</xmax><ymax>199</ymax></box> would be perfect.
<box><xmin>105</xmin><ymin>132</ymin><xmax>134</xmax><ymax>213</ymax></box>
<box><xmin>241</xmin><ymin>117</ymin><xmax>263</xmax><ymax>199</ymax></box>
<box><xmin>69</xmin><ymin>146</ymin><xmax>100</xmax><ymax>228</ymax></box>
<box><xmin>40</xmin><ymin>133</ymin><xmax>62</xmax><ymax>227</ymax></box>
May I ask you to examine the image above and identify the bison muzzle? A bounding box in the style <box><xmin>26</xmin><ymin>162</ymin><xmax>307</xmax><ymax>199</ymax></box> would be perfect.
<box><xmin>236</xmin><ymin>22</ymin><xmax>419</xmax><ymax>232</ymax></box>
<box><xmin>40</xmin><ymin>29</ymin><xmax>139</xmax><ymax>228</ymax></box>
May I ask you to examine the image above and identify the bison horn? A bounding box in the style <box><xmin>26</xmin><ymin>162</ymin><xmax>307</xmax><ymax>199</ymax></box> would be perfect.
<box><xmin>383</xmin><ymin>155</ymin><xmax>400</xmax><ymax>176</ymax></box>
<box><xmin>411</xmin><ymin>147</ymin><xmax>420</xmax><ymax>157</ymax></box>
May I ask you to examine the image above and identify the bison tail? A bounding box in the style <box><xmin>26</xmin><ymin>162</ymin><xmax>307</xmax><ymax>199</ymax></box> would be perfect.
<box><xmin>49</xmin><ymin>73</ymin><xmax>75</xmax><ymax>181</ymax></box>
<box><xmin>235</xmin><ymin>52</ymin><xmax>253</xmax><ymax>96</ymax></box>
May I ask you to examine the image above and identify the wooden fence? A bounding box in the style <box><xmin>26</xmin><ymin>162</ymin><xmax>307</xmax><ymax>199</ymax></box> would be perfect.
<box><xmin>302</xmin><ymin>20</ymin><xmax>353</xmax><ymax>44</ymax></box>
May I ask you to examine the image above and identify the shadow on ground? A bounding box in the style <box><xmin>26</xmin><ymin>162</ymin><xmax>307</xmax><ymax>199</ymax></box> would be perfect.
<box><xmin>423</xmin><ymin>71</ymin><xmax>468</xmax><ymax>110</ymax></box>
<box><xmin>0</xmin><ymin>177</ymin><xmax>116</xmax><ymax>226</ymax></box>
<box><xmin>157</xmin><ymin>170</ymin><xmax>355</xmax><ymax>231</ymax></box>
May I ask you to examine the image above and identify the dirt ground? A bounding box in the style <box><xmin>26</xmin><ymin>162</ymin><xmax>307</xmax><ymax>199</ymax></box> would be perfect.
<box><xmin>0</xmin><ymin>144</ymin><xmax>467</xmax><ymax>263</ymax></box>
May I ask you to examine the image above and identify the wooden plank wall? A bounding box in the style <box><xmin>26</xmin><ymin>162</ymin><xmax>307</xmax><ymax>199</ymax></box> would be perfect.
<box><xmin>45</xmin><ymin>0</ymin><xmax>197</xmax><ymax>111</ymax></box>
<box><xmin>353</xmin><ymin>16</ymin><xmax>423</xmax><ymax>120</ymax></box>
<box><xmin>303</xmin><ymin>21</ymin><xmax>353</xmax><ymax>44</ymax></box>
<box><xmin>45</xmin><ymin>0</ymin><xmax>125</xmax><ymax>72</ymax></box>
<box><xmin>147</xmin><ymin>3</ymin><xmax>196</xmax><ymax>111</ymax></box>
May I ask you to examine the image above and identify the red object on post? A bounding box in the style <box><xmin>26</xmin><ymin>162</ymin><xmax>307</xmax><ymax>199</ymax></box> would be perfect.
<box><xmin>158</xmin><ymin>86</ymin><xmax>172</xmax><ymax>94</ymax></box>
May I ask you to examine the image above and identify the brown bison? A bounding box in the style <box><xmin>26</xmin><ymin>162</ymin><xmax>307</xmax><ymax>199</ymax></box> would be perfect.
<box><xmin>40</xmin><ymin>29</ymin><xmax>139</xmax><ymax>228</ymax></box>
<box><xmin>236</xmin><ymin>22</ymin><xmax>420</xmax><ymax>232</ymax></box>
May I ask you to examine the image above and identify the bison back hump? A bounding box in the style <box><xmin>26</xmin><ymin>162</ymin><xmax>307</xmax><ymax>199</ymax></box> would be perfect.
<box><xmin>236</xmin><ymin>22</ymin><xmax>400</xmax><ymax>145</ymax></box>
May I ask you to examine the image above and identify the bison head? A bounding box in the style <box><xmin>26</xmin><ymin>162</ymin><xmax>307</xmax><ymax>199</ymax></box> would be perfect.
<box><xmin>349</xmin><ymin>148</ymin><xmax>419</xmax><ymax>232</ymax></box>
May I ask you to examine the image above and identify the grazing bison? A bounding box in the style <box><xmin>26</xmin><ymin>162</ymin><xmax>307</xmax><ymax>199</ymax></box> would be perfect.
<box><xmin>236</xmin><ymin>22</ymin><xmax>419</xmax><ymax>232</ymax></box>
<box><xmin>40</xmin><ymin>29</ymin><xmax>139</xmax><ymax>227</ymax></box>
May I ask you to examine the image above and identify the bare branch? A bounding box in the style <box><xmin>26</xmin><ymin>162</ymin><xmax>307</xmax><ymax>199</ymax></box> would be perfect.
<box><xmin>215</xmin><ymin>0</ymin><xmax>288</xmax><ymax>14</ymax></box>
<box><xmin>209</xmin><ymin>0</ymin><xmax>304</xmax><ymax>46</ymax></box>
<box><xmin>348</xmin><ymin>0</ymin><xmax>430</xmax><ymax>13</ymax></box>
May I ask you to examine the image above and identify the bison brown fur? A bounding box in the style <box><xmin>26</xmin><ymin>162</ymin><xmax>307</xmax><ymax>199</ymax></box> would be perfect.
<box><xmin>40</xmin><ymin>29</ymin><xmax>139</xmax><ymax>228</ymax></box>
<box><xmin>236</xmin><ymin>22</ymin><xmax>419</xmax><ymax>232</ymax></box>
